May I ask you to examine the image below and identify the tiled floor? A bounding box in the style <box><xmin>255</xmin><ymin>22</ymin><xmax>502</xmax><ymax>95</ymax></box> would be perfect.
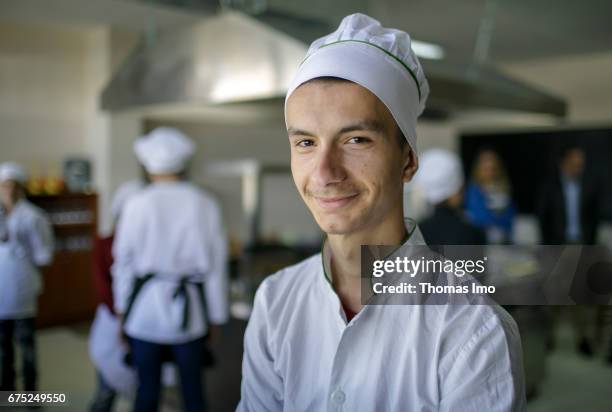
<box><xmin>527</xmin><ymin>321</ymin><xmax>612</xmax><ymax>412</ymax></box>
<box><xmin>12</xmin><ymin>320</ymin><xmax>246</xmax><ymax>412</ymax></box>
<box><xmin>6</xmin><ymin>317</ymin><xmax>612</xmax><ymax>411</ymax></box>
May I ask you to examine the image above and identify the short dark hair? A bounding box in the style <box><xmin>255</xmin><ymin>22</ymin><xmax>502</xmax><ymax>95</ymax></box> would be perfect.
<box><xmin>302</xmin><ymin>76</ymin><xmax>350</xmax><ymax>86</ymax></box>
<box><xmin>559</xmin><ymin>145</ymin><xmax>583</xmax><ymax>160</ymax></box>
<box><xmin>396</xmin><ymin>128</ymin><xmax>408</xmax><ymax>150</ymax></box>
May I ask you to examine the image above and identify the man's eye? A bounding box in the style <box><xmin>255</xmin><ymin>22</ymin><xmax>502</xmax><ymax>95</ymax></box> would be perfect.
<box><xmin>296</xmin><ymin>139</ymin><xmax>315</xmax><ymax>147</ymax></box>
<box><xmin>347</xmin><ymin>136</ymin><xmax>371</xmax><ymax>144</ymax></box>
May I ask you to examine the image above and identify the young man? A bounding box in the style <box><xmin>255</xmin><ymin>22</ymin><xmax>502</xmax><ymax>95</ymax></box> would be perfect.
<box><xmin>0</xmin><ymin>162</ymin><xmax>53</xmax><ymax>391</ymax></box>
<box><xmin>239</xmin><ymin>14</ymin><xmax>525</xmax><ymax>411</ymax></box>
<box><xmin>112</xmin><ymin>128</ymin><xmax>229</xmax><ymax>412</ymax></box>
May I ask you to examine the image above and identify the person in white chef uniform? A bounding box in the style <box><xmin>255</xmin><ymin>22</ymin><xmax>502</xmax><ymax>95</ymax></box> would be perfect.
<box><xmin>0</xmin><ymin>162</ymin><xmax>53</xmax><ymax>392</ymax></box>
<box><xmin>112</xmin><ymin>127</ymin><xmax>229</xmax><ymax>412</ymax></box>
<box><xmin>238</xmin><ymin>13</ymin><xmax>526</xmax><ymax>412</ymax></box>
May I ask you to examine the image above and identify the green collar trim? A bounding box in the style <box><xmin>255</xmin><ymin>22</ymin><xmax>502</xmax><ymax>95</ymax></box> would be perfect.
<box><xmin>321</xmin><ymin>239</ymin><xmax>333</xmax><ymax>287</ymax></box>
<box><xmin>308</xmin><ymin>39</ymin><xmax>422</xmax><ymax>101</ymax></box>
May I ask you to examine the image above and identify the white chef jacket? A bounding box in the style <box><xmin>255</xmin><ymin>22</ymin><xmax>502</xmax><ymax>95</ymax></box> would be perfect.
<box><xmin>0</xmin><ymin>199</ymin><xmax>54</xmax><ymax>319</ymax></box>
<box><xmin>238</xmin><ymin>225</ymin><xmax>526</xmax><ymax>412</ymax></box>
<box><xmin>112</xmin><ymin>181</ymin><xmax>229</xmax><ymax>344</ymax></box>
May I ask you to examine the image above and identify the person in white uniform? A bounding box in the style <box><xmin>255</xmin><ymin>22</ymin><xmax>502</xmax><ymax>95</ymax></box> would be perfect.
<box><xmin>415</xmin><ymin>149</ymin><xmax>486</xmax><ymax>245</ymax></box>
<box><xmin>112</xmin><ymin>128</ymin><xmax>229</xmax><ymax>412</ymax></box>
<box><xmin>238</xmin><ymin>13</ymin><xmax>526</xmax><ymax>412</ymax></box>
<box><xmin>0</xmin><ymin>162</ymin><xmax>54</xmax><ymax>391</ymax></box>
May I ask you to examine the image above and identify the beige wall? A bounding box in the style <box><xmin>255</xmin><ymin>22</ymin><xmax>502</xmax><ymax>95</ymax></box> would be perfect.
<box><xmin>0</xmin><ymin>21</ymin><xmax>144</xmax><ymax>234</ymax></box>
<box><xmin>0</xmin><ymin>22</ymin><xmax>97</xmax><ymax>171</ymax></box>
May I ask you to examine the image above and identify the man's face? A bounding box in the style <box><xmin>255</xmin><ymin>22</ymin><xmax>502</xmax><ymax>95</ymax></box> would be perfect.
<box><xmin>561</xmin><ymin>148</ymin><xmax>585</xmax><ymax>179</ymax></box>
<box><xmin>286</xmin><ymin>80</ymin><xmax>417</xmax><ymax>235</ymax></box>
<box><xmin>0</xmin><ymin>180</ymin><xmax>18</xmax><ymax>208</ymax></box>
<box><xmin>475</xmin><ymin>151</ymin><xmax>501</xmax><ymax>183</ymax></box>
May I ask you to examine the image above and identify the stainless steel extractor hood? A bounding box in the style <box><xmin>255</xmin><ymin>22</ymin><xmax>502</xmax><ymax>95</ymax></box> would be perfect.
<box><xmin>101</xmin><ymin>11</ymin><xmax>308</xmax><ymax>110</ymax></box>
<box><xmin>421</xmin><ymin>60</ymin><xmax>567</xmax><ymax>118</ymax></box>
<box><xmin>101</xmin><ymin>10</ymin><xmax>567</xmax><ymax>118</ymax></box>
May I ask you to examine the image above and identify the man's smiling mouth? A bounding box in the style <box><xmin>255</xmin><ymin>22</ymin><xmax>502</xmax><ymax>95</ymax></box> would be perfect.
<box><xmin>312</xmin><ymin>193</ymin><xmax>360</xmax><ymax>210</ymax></box>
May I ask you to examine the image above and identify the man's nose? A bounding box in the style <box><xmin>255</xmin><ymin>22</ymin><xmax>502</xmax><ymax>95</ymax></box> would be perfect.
<box><xmin>311</xmin><ymin>145</ymin><xmax>346</xmax><ymax>187</ymax></box>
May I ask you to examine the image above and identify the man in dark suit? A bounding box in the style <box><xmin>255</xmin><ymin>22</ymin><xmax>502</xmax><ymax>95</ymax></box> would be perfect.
<box><xmin>537</xmin><ymin>146</ymin><xmax>604</xmax><ymax>357</ymax></box>
<box><xmin>537</xmin><ymin>146</ymin><xmax>603</xmax><ymax>245</ymax></box>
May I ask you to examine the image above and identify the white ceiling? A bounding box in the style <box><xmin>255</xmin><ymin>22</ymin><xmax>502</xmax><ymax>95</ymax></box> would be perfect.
<box><xmin>1</xmin><ymin>0</ymin><xmax>610</xmax><ymax>64</ymax></box>
<box><xmin>372</xmin><ymin>0</ymin><xmax>612</xmax><ymax>63</ymax></box>
<box><xmin>265</xmin><ymin>0</ymin><xmax>612</xmax><ymax>63</ymax></box>
<box><xmin>0</xmin><ymin>0</ymin><xmax>203</xmax><ymax>32</ymax></box>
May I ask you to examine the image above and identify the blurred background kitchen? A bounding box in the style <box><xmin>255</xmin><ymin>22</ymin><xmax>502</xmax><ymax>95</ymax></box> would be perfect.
<box><xmin>1</xmin><ymin>0</ymin><xmax>611</xmax><ymax>410</ymax></box>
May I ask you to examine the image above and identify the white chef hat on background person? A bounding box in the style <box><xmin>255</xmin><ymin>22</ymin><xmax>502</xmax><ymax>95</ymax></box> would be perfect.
<box><xmin>414</xmin><ymin>149</ymin><xmax>464</xmax><ymax>205</ymax></box>
<box><xmin>0</xmin><ymin>162</ymin><xmax>28</xmax><ymax>184</ymax></box>
<box><xmin>285</xmin><ymin>13</ymin><xmax>429</xmax><ymax>152</ymax></box>
<box><xmin>133</xmin><ymin>127</ymin><xmax>195</xmax><ymax>175</ymax></box>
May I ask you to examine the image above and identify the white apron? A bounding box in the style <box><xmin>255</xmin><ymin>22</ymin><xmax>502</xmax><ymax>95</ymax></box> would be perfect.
<box><xmin>89</xmin><ymin>305</ymin><xmax>137</xmax><ymax>397</ymax></box>
<box><xmin>88</xmin><ymin>305</ymin><xmax>178</xmax><ymax>397</ymax></box>
<box><xmin>0</xmin><ymin>241</ymin><xmax>42</xmax><ymax>319</ymax></box>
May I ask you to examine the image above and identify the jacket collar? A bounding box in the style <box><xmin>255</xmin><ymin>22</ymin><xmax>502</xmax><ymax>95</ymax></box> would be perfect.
<box><xmin>320</xmin><ymin>218</ymin><xmax>425</xmax><ymax>286</ymax></box>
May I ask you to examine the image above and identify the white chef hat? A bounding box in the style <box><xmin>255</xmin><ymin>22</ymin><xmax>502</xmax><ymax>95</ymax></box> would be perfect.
<box><xmin>133</xmin><ymin>127</ymin><xmax>195</xmax><ymax>175</ymax></box>
<box><xmin>414</xmin><ymin>149</ymin><xmax>464</xmax><ymax>204</ymax></box>
<box><xmin>285</xmin><ymin>13</ymin><xmax>429</xmax><ymax>152</ymax></box>
<box><xmin>0</xmin><ymin>162</ymin><xmax>28</xmax><ymax>184</ymax></box>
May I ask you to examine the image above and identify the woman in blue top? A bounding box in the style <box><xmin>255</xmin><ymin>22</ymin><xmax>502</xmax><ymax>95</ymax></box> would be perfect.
<box><xmin>465</xmin><ymin>149</ymin><xmax>516</xmax><ymax>244</ymax></box>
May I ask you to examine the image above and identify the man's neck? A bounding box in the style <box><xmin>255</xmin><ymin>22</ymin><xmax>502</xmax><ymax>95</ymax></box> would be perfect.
<box><xmin>1</xmin><ymin>195</ymin><xmax>22</xmax><ymax>215</ymax></box>
<box><xmin>327</xmin><ymin>208</ymin><xmax>408</xmax><ymax>312</ymax></box>
<box><xmin>561</xmin><ymin>171</ymin><xmax>581</xmax><ymax>183</ymax></box>
<box><xmin>150</xmin><ymin>174</ymin><xmax>180</xmax><ymax>183</ymax></box>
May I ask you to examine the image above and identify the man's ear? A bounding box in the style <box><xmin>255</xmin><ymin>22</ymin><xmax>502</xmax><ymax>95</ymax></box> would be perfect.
<box><xmin>402</xmin><ymin>149</ymin><xmax>419</xmax><ymax>183</ymax></box>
